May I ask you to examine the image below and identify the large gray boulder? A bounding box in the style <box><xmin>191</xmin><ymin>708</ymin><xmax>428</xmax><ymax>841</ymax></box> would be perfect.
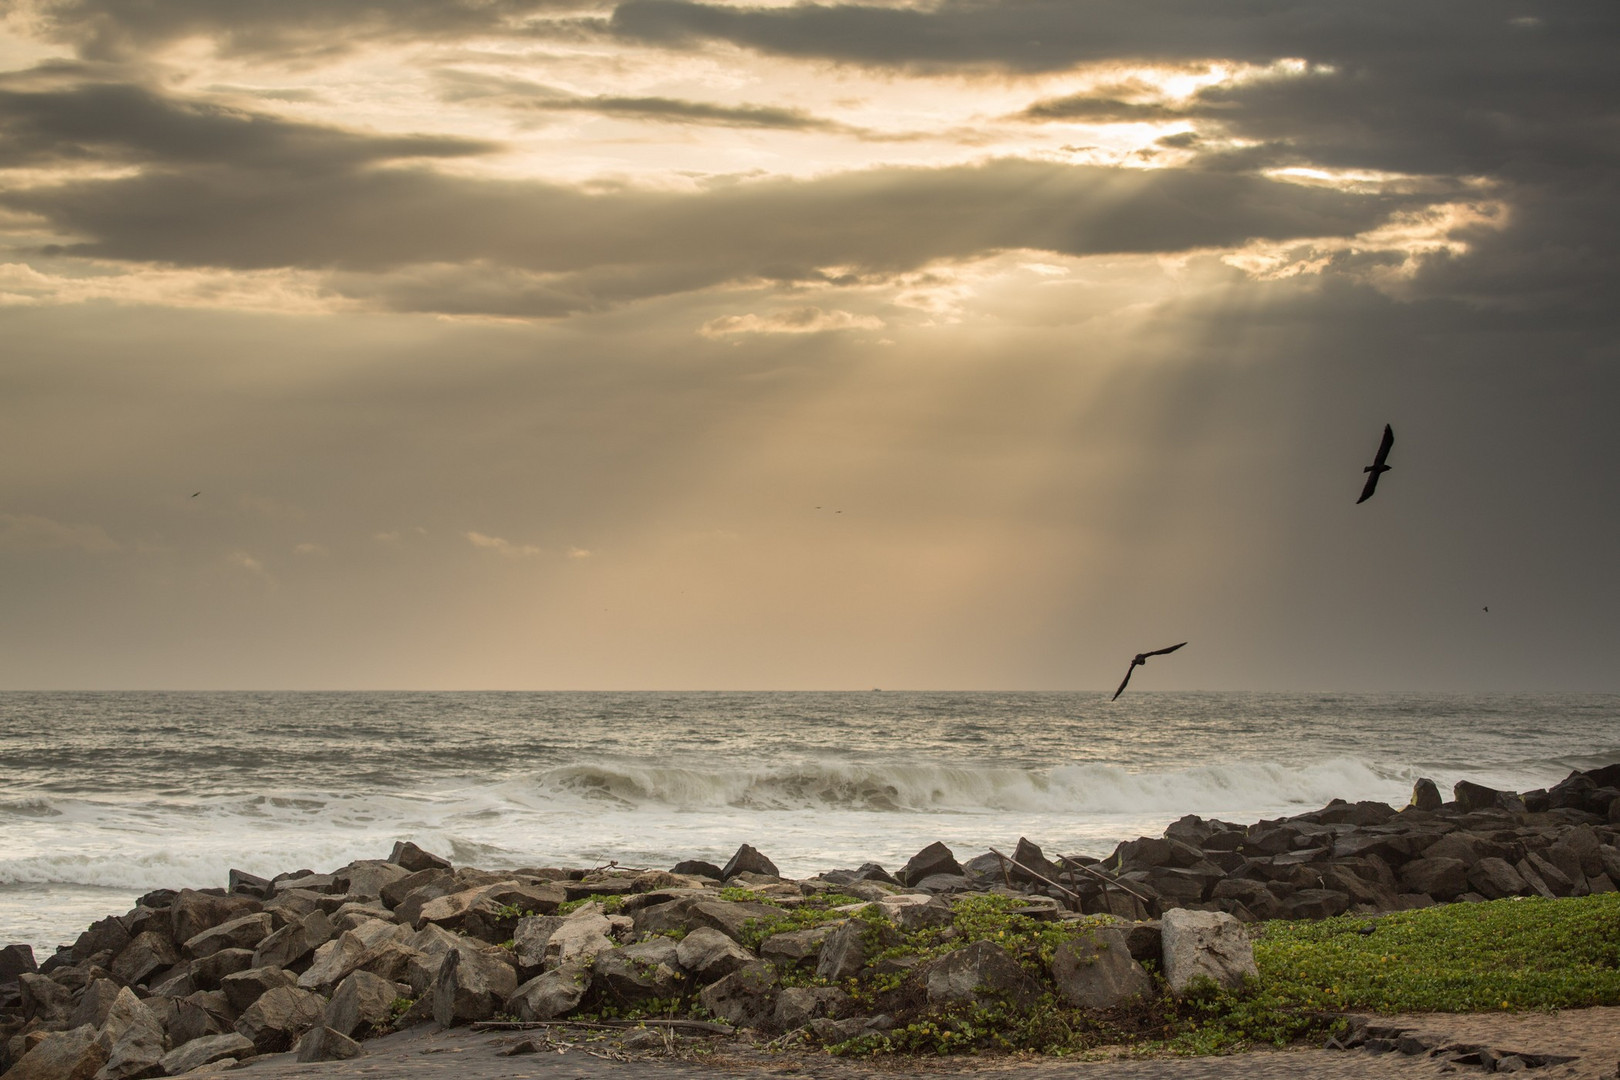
<box><xmin>221</xmin><ymin>965</ymin><xmax>298</xmax><ymax>1013</ymax></box>
<box><xmin>815</xmin><ymin>918</ymin><xmax>899</xmax><ymax>982</ymax></box>
<box><xmin>75</xmin><ymin>919</ymin><xmax>133</xmax><ymax>962</ymax></box>
<box><xmin>164</xmin><ymin>993</ymin><xmax>231</xmax><ymax>1047</ymax></box>
<box><xmin>388</xmin><ymin>841</ymin><xmax>452</xmax><ymax>874</ymax></box>
<box><xmin>294</xmin><ymin>1025</ymin><xmax>365</xmax><ymax>1063</ymax></box>
<box><xmin>590</xmin><ymin>947</ymin><xmax>683</xmax><ymax>1005</ymax></box>
<box><xmin>69</xmin><ymin>979</ymin><xmax>123</xmax><ymax>1029</ymax></box>
<box><xmin>19</xmin><ymin>971</ymin><xmax>74</xmax><ymax>1023</ymax></box>
<box><xmin>111</xmin><ymin>931</ymin><xmax>181</xmax><ymax>987</ymax></box>
<box><xmin>697</xmin><ymin>962</ymin><xmax>778</xmax><ymax>1029</ymax></box>
<box><xmin>898</xmin><ymin>842</ymin><xmax>964</xmax><ymax>887</ymax></box>
<box><xmin>540</xmin><ymin>914</ymin><xmax>615</xmax><ymax>969</ymax></box>
<box><xmin>252</xmin><ymin>910</ymin><xmax>334</xmax><ymax>971</ymax></box>
<box><xmin>3</xmin><ymin>1024</ymin><xmax>107</xmax><ymax>1080</ymax></box>
<box><xmin>171</xmin><ymin>891</ymin><xmax>262</xmax><ymax>947</ymax></box>
<box><xmin>510</xmin><ymin>959</ymin><xmax>590</xmax><ymax>1021</ymax></box>
<box><xmin>674</xmin><ymin>927</ymin><xmax>755</xmax><ymax>980</ymax></box>
<box><xmin>183</xmin><ymin>913</ymin><xmax>274</xmax><ymax>960</ymax></box>
<box><xmin>188</xmin><ymin>948</ymin><xmax>254</xmax><ymax>992</ymax></box>
<box><xmin>720</xmin><ymin>844</ymin><xmax>779</xmax><ymax>879</ymax></box>
<box><xmin>1399</xmin><ymin>857</ymin><xmax>1470</xmax><ymax>900</ymax></box>
<box><xmin>759</xmin><ymin>925</ymin><xmax>842</xmax><ymax>966</ymax></box>
<box><xmin>924</xmin><ymin>940</ymin><xmax>1038</xmax><ymax>1007</ymax></box>
<box><xmin>512</xmin><ymin>915</ymin><xmax>566</xmax><ymax>969</ymax></box>
<box><xmin>773</xmin><ymin>986</ymin><xmax>848</xmax><ymax>1030</ymax></box>
<box><xmin>1453</xmin><ymin>780</ymin><xmax>1525</xmax><ymax>814</ymax></box>
<box><xmin>323</xmin><ymin>971</ymin><xmax>400</xmax><ymax>1038</ymax></box>
<box><xmin>1468</xmin><ymin>858</ymin><xmax>1529</xmax><ymax>900</ymax></box>
<box><xmin>1050</xmin><ymin>927</ymin><xmax>1153</xmax><ymax>1009</ymax></box>
<box><xmin>234</xmin><ymin>985</ymin><xmax>326</xmax><ymax>1053</ymax></box>
<box><xmin>685</xmin><ymin>900</ymin><xmax>782</xmax><ymax>943</ymax></box>
<box><xmin>333</xmin><ymin>861</ymin><xmax>411</xmax><ymax>902</ymax></box>
<box><xmin>430</xmin><ymin>945</ymin><xmax>518</xmax><ymax>1026</ymax></box>
<box><xmin>1159</xmin><ymin>909</ymin><xmax>1258</xmax><ymax>996</ymax></box>
<box><xmin>92</xmin><ymin>987</ymin><xmax>168</xmax><ymax>1080</ymax></box>
<box><xmin>157</xmin><ymin>1032</ymin><xmax>255</xmax><ymax>1076</ymax></box>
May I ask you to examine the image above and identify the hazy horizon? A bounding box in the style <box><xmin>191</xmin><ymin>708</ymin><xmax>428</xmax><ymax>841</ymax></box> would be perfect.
<box><xmin>2</xmin><ymin>1</ymin><xmax>1616</xmax><ymax>692</ymax></box>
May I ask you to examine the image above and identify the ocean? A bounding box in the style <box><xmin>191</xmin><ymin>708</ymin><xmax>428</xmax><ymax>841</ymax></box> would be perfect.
<box><xmin>3</xmin><ymin>691</ymin><xmax>1617</xmax><ymax>955</ymax></box>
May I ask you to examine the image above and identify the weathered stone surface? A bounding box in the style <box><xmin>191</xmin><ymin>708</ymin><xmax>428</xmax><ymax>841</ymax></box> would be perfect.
<box><xmin>4</xmin><ymin>1024</ymin><xmax>107</xmax><ymax>1080</ymax></box>
<box><xmin>590</xmin><ymin>948</ymin><xmax>682</xmax><ymax>1005</ymax></box>
<box><xmin>1399</xmin><ymin>857</ymin><xmax>1469</xmax><ymax>900</ymax></box>
<box><xmin>389</xmin><ymin>841</ymin><xmax>452</xmax><ymax>874</ymax></box>
<box><xmin>685</xmin><ymin>900</ymin><xmax>782</xmax><ymax>943</ymax></box>
<box><xmin>759</xmin><ymin>924</ymin><xmax>842</xmax><ymax>966</ymax></box>
<box><xmin>675</xmin><ymin>927</ymin><xmax>755</xmax><ymax>980</ymax></box>
<box><xmin>898</xmin><ymin>842</ymin><xmax>964</xmax><ymax>886</ymax></box>
<box><xmin>630</xmin><ymin>899</ymin><xmax>697</xmax><ymax>937</ymax></box>
<box><xmin>184</xmin><ymin>912</ymin><xmax>274</xmax><ymax>960</ymax></box>
<box><xmin>69</xmin><ymin>978</ymin><xmax>123</xmax><ymax>1029</ymax></box>
<box><xmin>165</xmin><ymin>993</ymin><xmax>232</xmax><ymax>1047</ymax></box>
<box><xmin>1524</xmin><ymin>851</ymin><xmax>1576</xmax><ymax>896</ymax></box>
<box><xmin>157</xmin><ymin>1032</ymin><xmax>255</xmax><ymax>1076</ymax></box>
<box><xmin>1408</xmin><ymin>778</ymin><xmax>1443</xmax><ymax>811</ymax></box>
<box><xmin>511</xmin><ymin>959</ymin><xmax>590</xmax><ymax>1021</ymax></box>
<box><xmin>234</xmin><ymin>985</ymin><xmax>326</xmax><ymax>1053</ymax></box>
<box><xmin>773</xmin><ymin>986</ymin><xmax>848</xmax><ymax>1030</ymax></box>
<box><xmin>229</xmin><ymin>869</ymin><xmax>273</xmax><ymax>899</ymax></box>
<box><xmin>697</xmin><ymin>962</ymin><xmax>778</xmax><ymax>1029</ymax></box>
<box><xmin>188</xmin><ymin>947</ymin><xmax>254</xmax><ymax>992</ymax></box>
<box><xmin>925</xmin><ymin>940</ymin><xmax>1038</xmax><ymax>1007</ymax></box>
<box><xmin>460</xmin><ymin>883</ymin><xmax>569</xmax><ymax>942</ymax></box>
<box><xmin>296</xmin><ymin>931</ymin><xmax>371</xmax><ymax>993</ymax></box>
<box><xmin>93</xmin><ymin>986</ymin><xmax>167</xmax><ymax>1080</ymax></box>
<box><xmin>379</xmin><ymin>868</ymin><xmax>452</xmax><ymax>911</ymax></box>
<box><xmin>719</xmin><ymin>844</ymin><xmax>780</xmax><ymax>880</ymax></box>
<box><xmin>1159</xmin><ymin>908</ymin><xmax>1258</xmax><ymax>996</ymax></box>
<box><xmin>815</xmin><ymin>918</ymin><xmax>899</xmax><ymax>982</ymax></box>
<box><xmin>669</xmin><ymin>860</ymin><xmax>724</xmax><ymax>880</ymax></box>
<box><xmin>74</xmin><ymin>918</ymin><xmax>133</xmax><ymax>962</ymax></box>
<box><xmin>1453</xmin><ymin>780</ymin><xmax>1525</xmax><ymax>815</ymax></box>
<box><xmin>1050</xmin><ymin>928</ymin><xmax>1152</xmax><ymax>1010</ymax></box>
<box><xmin>322</xmin><ymin>970</ymin><xmax>399</xmax><ymax>1039</ymax></box>
<box><xmin>1468</xmin><ymin>857</ymin><xmax>1529</xmax><ymax>900</ymax></box>
<box><xmin>294</xmin><ymin>1025</ymin><xmax>364</xmax><ymax>1063</ymax></box>
<box><xmin>220</xmin><ymin>965</ymin><xmax>298</xmax><ymax>1013</ymax></box>
<box><xmin>111</xmin><ymin>931</ymin><xmax>182</xmax><ymax>987</ymax></box>
<box><xmin>251</xmin><ymin>909</ymin><xmax>333</xmax><ymax>972</ymax></box>
<box><xmin>332</xmin><ymin>861</ymin><xmax>410</xmax><ymax>903</ymax></box>
<box><xmin>512</xmin><ymin>915</ymin><xmax>566</xmax><ymax>969</ymax></box>
<box><xmin>541</xmin><ymin>914</ymin><xmax>616</xmax><ymax>969</ymax></box>
<box><xmin>1279</xmin><ymin>888</ymin><xmax>1351</xmax><ymax>920</ymax></box>
<box><xmin>171</xmin><ymin>891</ymin><xmax>262</xmax><ymax>949</ymax></box>
<box><xmin>431</xmin><ymin>945</ymin><xmax>518</xmax><ymax>1026</ymax></box>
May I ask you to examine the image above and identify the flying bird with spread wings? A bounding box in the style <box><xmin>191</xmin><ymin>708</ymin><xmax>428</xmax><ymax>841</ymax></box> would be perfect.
<box><xmin>1356</xmin><ymin>424</ymin><xmax>1395</xmax><ymax>503</ymax></box>
<box><xmin>1112</xmin><ymin>642</ymin><xmax>1187</xmax><ymax>701</ymax></box>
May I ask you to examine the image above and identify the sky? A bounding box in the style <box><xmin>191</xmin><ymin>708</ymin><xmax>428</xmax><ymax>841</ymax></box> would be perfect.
<box><xmin>0</xmin><ymin>0</ymin><xmax>1616</xmax><ymax>691</ymax></box>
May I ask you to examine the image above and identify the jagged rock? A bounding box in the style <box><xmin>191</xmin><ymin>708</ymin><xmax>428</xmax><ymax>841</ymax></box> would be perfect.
<box><xmin>1210</xmin><ymin>878</ymin><xmax>1283</xmax><ymax>920</ymax></box>
<box><xmin>294</xmin><ymin>1025</ymin><xmax>364</xmax><ymax>1063</ymax></box>
<box><xmin>511</xmin><ymin>915</ymin><xmax>566</xmax><ymax>969</ymax></box>
<box><xmin>188</xmin><ymin>948</ymin><xmax>254</xmax><ymax>992</ymax></box>
<box><xmin>815</xmin><ymin>918</ymin><xmax>900</xmax><ymax>982</ymax></box>
<box><xmin>1159</xmin><ymin>908</ymin><xmax>1258</xmax><ymax>996</ymax></box>
<box><xmin>1409</xmin><ymin>778</ymin><xmax>1443</xmax><ymax>811</ymax></box>
<box><xmin>719</xmin><ymin>844</ymin><xmax>780</xmax><ymax>879</ymax></box>
<box><xmin>156</xmin><ymin>1032</ymin><xmax>255</xmax><ymax>1076</ymax></box>
<box><xmin>684</xmin><ymin>900</ymin><xmax>781</xmax><ymax>943</ymax></box>
<box><xmin>910</xmin><ymin>873</ymin><xmax>972</xmax><ymax>893</ymax></box>
<box><xmin>296</xmin><ymin>930</ymin><xmax>371</xmax><ymax>994</ymax></box>
<box><xmin>1468</xmin><ymin>858</ymin><xmax>1529</xmax><ymax>899</ymax></box>
<box><xmin>669</xmin><ymin>859</ymin><xmax>725</xmax><ymax>880</ymax></box>
<box><xmin>926</xmin><ymin>940</ymin><xmax>1038</xmax><ymax>1007</ymax></box>
<box><xmin>389</xmin><ymin>842</ymin><xmax>452</xmax><ymax>874</ymax></box>
<box><xmin>774</xmin><ymin>986</ymin><xmax>848</xmax><ymax>1030</ymax></box>
<box><xmin>1554</xmin><ymin>826</ymin><xmax>1605</xmax><ymax>877</ymax></box>
<box><xmin>332</xmin><ymin>861</ymin><xmax>410</xmax><ymax>902</ymax></box>
<box><xmin>70</xmin><ymin>979</ymin><xmax>123</xmax><ymax>1029</ymax></box>
<box><xmin>170</xmin><ymin>892</ymin><xmax>262</xmax><ymax>949</ymax></box>
<box><xmin>1399</xmin><ymin>857</ymin><xmax>1469</xmax><ymax>900</ymax></box>
<box><xmin>252</xmin><ymin>909</ymin><xmax>333</xmax><ymax>971</ymax></box>
<box><xmin>1453</xmin><ymin>780</ymin><xmax>1525</xmax><ymax>814</ymax></box>
<box><xmin>234</xmin><ymin>985</ymin><xmax>326</xmax><ymax>1053</ymax></box>
<box><xmin>323</xmin><ymin>971</ymin><xmax>399</xmax><ymax>1038</ymax></box>
<box><xmin>541</xmin><ymin>914</ymin><xmax>616</xmax><ymax>969</ymax></box>
<box><xmin>591</xmin><ymin>946</ymin><xmax>682</xmax><ymax>1005</ymax></box>
<box><xmin>898</xmin><ymin>842</ymin><xmax>964</xmax><ymax>887</ymax></box>
<box><xmin>111</xmin><ymin>931</ymin><xmax>181</xmax><ymax>987</ymax></box>
<box><xmin>511</xmin><ymin>959</ymin><xmax>590</xmax><ymax>1021</ymax></box>
<box><xmin>697</xmin><ymin>962</ymin><xmax>778</xmax><ymax>1029</ymax></box>
<box><xmin>630</xmin><ymin>898</ymin><xmax>698</xmax><ymax>937</ymax></box>
<box><xmin>165</xmin><ymin>994</ymin><xmax>229</xmax><ymax>1047</ymax></box>
<box><xmin>228</xmin><ymin>870</ymin><xmax>272</xmax><ymax>899</ymax></box>
<box><xmin>1</xmin><ymin>942</ymin><xmax>36</xmax><ymax>986</ymax></box>
<box><xmin>20</xmin><ymin>971</ymin><xmax>75</xmax><ymax>1022</ymax></box>
<box><xmin>675</xmin><ymin>927</ymin><xmax>755</xmax><ymax>980</ymax></box>
<box><xmin>74</xmin><ymin>918</ymin><xmax>133</xmax><ymax>962</ymax></box>
<box><xmin>883</xmin><ymin>897</ymin><xmax>954</xmax><ymax>931</ymax></box>
<box><xmin>93</xmin><ymin>986</ymin><xmax>167</xmax><ymax>1080</ymax></box>
<box><xmin>431</xmin><ymin>945</ymin><xmax>517</xmax><ymax>1026</ymax></box>
<box><xmin>220</xmin><ymin>965</ymin><xmax>298</xmax><ymax>1013</ymax></box>
<box><xmin>379</xmin><ymin>868</ymin><xmax>452</xmax><ymax>911</ymax></box>
<box><xmin>413</xmin><ymin>884</ymin><xmax>500</xmax><ymax>931</ymax></box>
<box><xmin>1524</xmin><ymin>851</ymin><xmax>1576</xmax><ymax>896</ymax></box>
<box><xmin>760</xmin><ymin>925</ymin><xmax>842</xmax><ymax>966</ymax></box>
<box><xmin>184</xmin><ymin>912</ymin><xmax>274</xmax><ymax>960</ymax></box>
<box><xmin>1279</xmin><ymin>889</ymin><xmax>1350</xmax><ymax>920</ymax></box>
<box><xmin>460</xmin><ymin>883</ymin><xmax>568</xmax><ymax>942</ymax></box>
<box><xmin>4</xmin><ymin>1024</ymin><xmax>107</xmax><ymax>1080</ymax></box>
<box><xmin>1050</xmin><ymin>927</ymin><xmax>1152</xmax><ymax>1009</ymax></box>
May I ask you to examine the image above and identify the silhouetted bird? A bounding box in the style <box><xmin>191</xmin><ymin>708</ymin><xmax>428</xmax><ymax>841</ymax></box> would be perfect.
<box><xmin>191</xmin><ymin>492</ymin><xmax>201</xmax><ymax>497</ymax></box>
<box><xmin>1356</xmin><ymin>424</ymin><xmax>1395</xmax><ymax>503</ymax></box>
<box><xmin>1112</xmin><ymin>642</ymin><xmax>1187</xmax><ymax>700</ymax></box>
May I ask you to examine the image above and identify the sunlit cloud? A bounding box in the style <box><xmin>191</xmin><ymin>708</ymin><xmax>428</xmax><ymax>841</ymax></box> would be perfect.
<box><xmin>0</xmin><ymin>511</ymin><xmax>118</xmax><ymax>553</ymax></box>
<box><xmin>699</xmin><ymin>306</ymin><xmax>883</xmax><ymax>337</ymax></box>
<box><xmin>466</xmin><ymin>530</ymin><xmax>543</xmax><ymax>557</ymax></box>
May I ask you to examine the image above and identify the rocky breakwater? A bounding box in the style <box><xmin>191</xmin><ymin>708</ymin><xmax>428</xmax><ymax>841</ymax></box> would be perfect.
<box><xmin>1</xmin><ymin>763</ymin><xmax>1616</xmax><ymax>1075</ymax></box>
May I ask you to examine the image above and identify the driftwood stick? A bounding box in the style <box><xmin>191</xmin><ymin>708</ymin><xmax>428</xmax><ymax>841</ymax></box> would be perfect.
<box><xmin>987</xmin><ymin>848</ymin><xmax>1085</xmax><ymax>908</ymax></box>
<box><xmin>472</xmin><ymin>1019</ymin><xmax>735</xmax><ymax>1036</ymax></box>
<box><xmin>1055</xmin><ymin>853</ymin><xmax>1153</xmax><ymax>905</ymax></box>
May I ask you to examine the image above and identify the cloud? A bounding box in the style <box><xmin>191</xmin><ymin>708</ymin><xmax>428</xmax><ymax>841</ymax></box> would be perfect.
<box><xmin>0</xmin><ymin>511</ymin><xmax>119</xmax><ymax>552</ymax></box>
<box><xmin>466</xmin><ymin>530</ymin><xmax>542</xmax><ymax>557</ymax></box>
<box><xmin>700</xmin><ymin>306</ymin><xmax>883</xmax><ymax>337</ymax></box>
<box><xmin>293</xmin><ymin>542</ymin><xmax>327</xmax><ymax>556</ymax></box>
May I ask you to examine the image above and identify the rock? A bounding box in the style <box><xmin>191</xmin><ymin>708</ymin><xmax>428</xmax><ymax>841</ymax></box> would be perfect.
<box><xmin>294</xmin><ymin>1025</ymin><xmax>364</xmax><ymax>1063</ymax></box>
<box><xmin>720</xmin><ymin>844</ymin><xmax>780</xmax><ymax>879</ymax></box>
<box><xmin>511</xmin><ymin>959</ymin><xmax>590</xmax><ymax>1021</ymax></box>
<box><xmin>669</xmin><ymin>860</ymin><xmax>724</xmax><ymax>880</ymax></box>
<box><xmin>815</xmin><ymin>918</ymin><xmax>899</xmax><ymax>982</ymax></box>
<box><xmin>220</xmin><ymin>965</ymin><xmax>298</xmax><ymax>1013</ymax></box>
<box><xmin>685</xmin><ymin>900</ymin><xmax>782</xmax><ymax>943</ymax></box>
<box><xmin>234</xmin><ymin>985</ymin><xmax>326</xmax><ymax>1053</ymax></box>
<box><xmin>70</xmin><ymin>979</ymin><xmax>123</xmax><ymax>1029</ymax></box>
<box><xmin>590</xmin><ymin>947</ymin><xmax>682</xmax><ymax>1005</ymax></box>
<box><xmin>675</xmin><ymin>927</ymin><xmax>755</xmax><ymax>980</ymax></box>
<box><xmin>228</xmin><ymin>870</ymin><xmax>273</xmax><ymax>899</ymax></box>
<box><xmin>111</xmin><ymin>931</ymin><xmax>182</xmax><ymax>987</ymax></box>
<box><xmin>1409</xmin><ymin>778</ymin><xmax>1443</xmax><ymax>811</ymax></box>
<box><xmin>166</xmin><ymin>993</ymin><xmax>232</xmax><ymax>1046</ymax></box>
<box><xmin>1468</xmin><ymin>858</ymin><xmax>1529</xmax><ymax>900</ymax></box>
<box><xmin>696</xmin><ymin>961</ymin><xmax>778</xmax><ymax>1029</ymax></box>
<box><xmin>1524</xmin><ymin>851</ymin><xmax>1576</xmax><ymax>896</ymax></box>
<box><xmin>1159</xmin><ymin>908</ymin><xmax>1258</xmax><ymax>996</ymax></box>
<box><xmin>379</xmin><ymin>868</ymin><xmax>453</xmax><ymax>911</ymax></box>
<box><xmin>1279</xmin><ymin>889</ymin><xmax>1351</xmax><ymax>920</ymax></box>
<box><xmin>925</xmin><ymin>940</ymin><xmax>1038</xmax><ymax>1007</ymax></box>
<box><xmin>157</xmin><ymin>1032</ymin><xmax>255</xmax><ymax>1076</ymax></box>
<box><xmin>773</xmin><ymin>986</ymin><xmax>848</xmax><ymax>1030</ymax></box>
<box><xmin>296</xmin><ymin>930</ymin><xmax>371</xmax><ymax>993</ymax></box>
<box><xmin>0</xmin><ymin>942</ymin><xmax>37</xmax><ymax>986</ymax></box>
<box><xmin>323</xmin><ymin>971</ymin><xmax>400</xmax><ymax>1038</ymax></box>
<box><xmin>3</xmin><ymin>1024</ymin><xmax>107</xmax><ymax>1080</ymax></box>
<box><xmin>911</xmin><ymin>873</ymin><xmax>972</xmax><ymax>893</ymax></box>
<box><xmin>431</xmin><ymin>945</ymin><xmax>518</xmax><ymax>1026</ymax></box>
<box><xmin>759</xmin><ymin>925</ymin><xmax>842</xmax><ymax>966</ymax></box>
<box><xmin>1399</xmin><ymin>857</ymin><xmax>1470</xmax><ymax>900</ymax></box>
<box><xmin>512</xmin><ymin>915</ymin><xmax>567</xmax><ymax>969</ymax></box>
<box><xmin>630</xmin><ymin>899</ymin><xmax>697</xmax><ymax>937</ymax></box>
<box><xmin>252</xmin><ymin>910</ymin><xmax>334</xmax><ymax>971</ymax></box>
<box><xmin>74</xmin><ymin>918</ymin><xmax>133</xmax><ymax>962</ymax></box>
<box><xmin>1050</xmin><ymin>928</ymin><xmax>1153</xmax><ymax>1009</ymax></box>
<box><xmin>333</xmin><ymin>861</ymin><xmax>410</xmax><ymax>902</ymax></box>
<box><xmin>541</xmin><ymin>914</ymin><xmax>616</xmax><ymax>969</ymax></box>
<box><xmin>389</xmin><ymin>842</ymin><xmax>452</xmax><ymax>874</ymax></box>
<box><xmin>188</xmin><ymin>948</ymin><xmax>254</xmax><ymax>992</ymax></box>
<box><xmin>184</xmin><ymin>912</ymin><xmax>274</xmax><ymax>960</ymax></box>
<box><xmin>1453</xmin><ymin>780</ymin><xmax>1525</xmax><ymax>814</ymax></box>
<box><xmin>171</xmin><ymin>891</ymin><xmax>262</xmax><ymax>949</ymax></box>
<box><xmin>93</xmin><ymin>986</ymin><xmax>167</xmax><ymax>1080</ymax></box>
<box><xmin>897</xmin><ymin>842</ymin><xmax>964</xmax><ymax>886</ymax></box>
<box><xmin>1010</xmin><ymin>837</ymin><xmax>1062</xmax><ymax>885</ymax></box>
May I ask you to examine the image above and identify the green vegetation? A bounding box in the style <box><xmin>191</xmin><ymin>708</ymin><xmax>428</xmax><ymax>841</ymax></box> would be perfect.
<box><xmin>736</xmin><ymin>891</ymin><xmax>868</xmax><ymax>951</ymax></box>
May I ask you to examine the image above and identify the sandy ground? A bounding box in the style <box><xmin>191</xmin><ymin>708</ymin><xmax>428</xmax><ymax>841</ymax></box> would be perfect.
<box><xmin>222</xmin><ymin>1008</ymin><xmax>1620</xmax><ymax>1080</ymax></box>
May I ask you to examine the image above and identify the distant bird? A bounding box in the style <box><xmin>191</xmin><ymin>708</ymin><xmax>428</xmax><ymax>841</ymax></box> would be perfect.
<box><xmin>1356</xmin><ymin>424</ymin><xmax>1395</xmax><ymax>504</ymax></box>
<box><xmin>1483</xmin><ymin>606</ymin><xmax>1490</xmax><ymax>613</ymax></box>
<box><xmin>191</xmin><ymin>492</ymin><xmax>201</xmax><ymax>498</ymax></box>
<box><xmin>1112</xmin><ymin>642</ymin><xmax>1187</xmax><ymax>701</ymax></box>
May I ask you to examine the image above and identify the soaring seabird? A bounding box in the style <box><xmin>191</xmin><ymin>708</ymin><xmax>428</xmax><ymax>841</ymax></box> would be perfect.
<box><xmin>1112</xmin><ymin>642</ymin><xmax>1187</xmax><ymax>701</ymax></box>
<box><xmin>1356</xmin><ymin>424</ymin><xmax>1395</xmax><ymax>504</ymax></box>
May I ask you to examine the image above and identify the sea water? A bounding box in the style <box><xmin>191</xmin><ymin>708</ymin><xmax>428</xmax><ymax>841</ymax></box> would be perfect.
<box><xmin>3</xmin><ymin>691</ymin><xmax>1617</xmax><ymax>953</ymax></box>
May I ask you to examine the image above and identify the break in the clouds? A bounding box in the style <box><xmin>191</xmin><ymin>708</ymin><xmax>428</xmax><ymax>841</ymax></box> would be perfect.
<box><xmin>0</xmin><ymin>0</ymin><xmax>1615</xmax><ymax>690</ymax></box>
